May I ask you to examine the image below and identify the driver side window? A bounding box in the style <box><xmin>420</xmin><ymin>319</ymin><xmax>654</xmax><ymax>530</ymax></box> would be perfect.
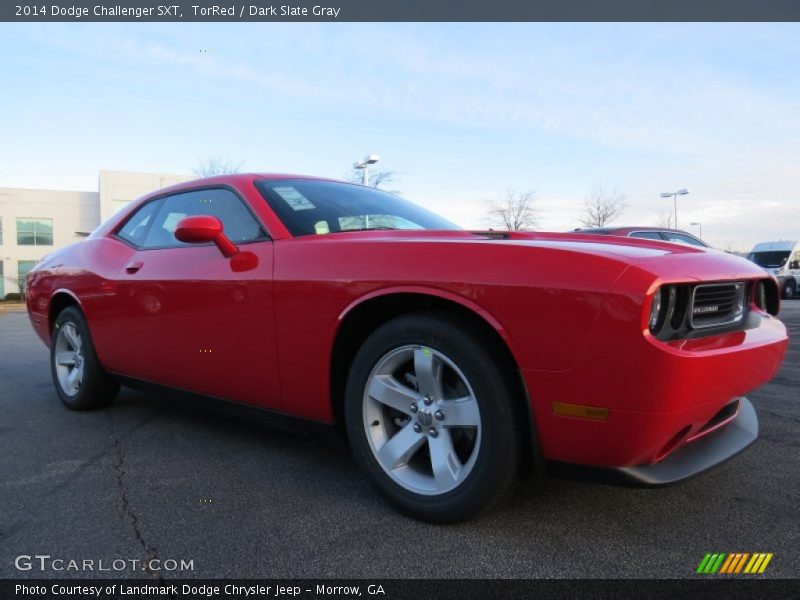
<box><xmin>141</xmin><ymin>189</ymin><xmax>266</xmax><ymax>249</ymax></box>
<box><xmin>117</xmin><ymin>199</ymin><xmax>162</xmax><ymax>246</ymax></box>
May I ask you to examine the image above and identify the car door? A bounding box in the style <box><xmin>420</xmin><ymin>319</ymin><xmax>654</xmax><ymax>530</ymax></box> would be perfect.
<box><xmin>110</xmin><ymin>187</ymin><xmax>281</xmax><ymax>410</ymax></box>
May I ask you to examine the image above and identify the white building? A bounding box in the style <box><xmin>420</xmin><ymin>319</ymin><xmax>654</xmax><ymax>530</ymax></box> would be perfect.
<box><xmin>0</xmin><ymin>170</ymin><xmax>190</xmax><ymax>297</ymax></box>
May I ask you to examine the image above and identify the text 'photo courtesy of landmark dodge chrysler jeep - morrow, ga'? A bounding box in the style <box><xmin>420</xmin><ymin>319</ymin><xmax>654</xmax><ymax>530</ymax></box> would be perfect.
<box><xmin>25</xmin><ymin>174</ymin><xmax>788</xmax><ymax>522</ymax></box>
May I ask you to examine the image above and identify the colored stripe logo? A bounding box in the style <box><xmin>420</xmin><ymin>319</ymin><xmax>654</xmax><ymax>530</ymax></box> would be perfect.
<box><xmin>697</xmin><ymin>553</ymin><xmax>773</xmax><ymax>574</ymax></box>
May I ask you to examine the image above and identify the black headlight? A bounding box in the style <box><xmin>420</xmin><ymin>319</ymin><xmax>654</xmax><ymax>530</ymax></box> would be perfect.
<box><xmin>755</xmin><ymin>281</ymin><xmax>767</xmax><ymax>311</ymax></box>
<box><xmin>648</xmin><ymin>285</ymin><xmax>689</xmax><ymax>338</ymax></box>
<box><xmin>648</xmin><ymin>286</ymin><xmax>671</xmax><ymax>335</ymax></box>
<box><xmin>753</xmin><ymin>279</ymin><xmax>780</xmax><ymax>316</ymax></box>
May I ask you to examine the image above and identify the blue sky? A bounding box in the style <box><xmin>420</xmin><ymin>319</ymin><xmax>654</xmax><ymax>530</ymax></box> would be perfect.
<box><xmin>1</xmin><ymin>23</ymin><xmax>799</xmax><ymax>248</ymax></box>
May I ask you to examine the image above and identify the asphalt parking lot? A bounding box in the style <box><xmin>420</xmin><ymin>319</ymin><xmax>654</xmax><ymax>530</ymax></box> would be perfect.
<box><xmin>1</xmin><ymin>303</ymin><xmax>798</xmax><ymax>579</ymax></box>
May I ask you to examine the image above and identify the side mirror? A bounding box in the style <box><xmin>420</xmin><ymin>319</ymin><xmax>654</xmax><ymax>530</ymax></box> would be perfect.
<box><xmin>174</xmin><ymin>215</ymin><xmax>238</xmax><ymax>258</ymax></box>
<box><xmin>790</xmin><ymin>261</ymin><xmax>799</xmax><ymax>270</ymax></box>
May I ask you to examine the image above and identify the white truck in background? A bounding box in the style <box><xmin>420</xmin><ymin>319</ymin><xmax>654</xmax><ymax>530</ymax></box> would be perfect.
<box><xmin>747</xmin><ymin>240</ymin><xmax>800</xmax><ymax>299</ymax></box>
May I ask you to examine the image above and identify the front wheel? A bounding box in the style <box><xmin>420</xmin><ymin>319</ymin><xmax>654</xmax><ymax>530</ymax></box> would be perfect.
<box><xmin>51</xmin><ymin>306</ymin><xmax>119</xmax><ymax>410</ymax></box>
<box><xmin>345</xmin><ymin>312</ymin><xmax>528</xmax><ymax>523</ymax></box>
<box><xmin>782</xmin><ymin>279</ymin><xmax>796</xmax><ymax>300</ymax></box>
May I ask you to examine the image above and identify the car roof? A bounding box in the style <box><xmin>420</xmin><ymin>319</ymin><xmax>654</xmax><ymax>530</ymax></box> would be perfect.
<box><xmin>573</xmin><ymin>226</ymin><xmax>694</xmax><ymax>235</ymax></box>
<box><xmin>572</xmin><ymin>227</ymin><xmax>616</xmax><ymax>234</ymax></box>
<box><xmin>750</xmin><ymin>240</ymin><xmax>799</xmax><ymax>252</ymax></box>
<box><xmin>186</xmin><ymin>173</ymin><xmax>341</xmax><ymax>184</ymax></box>
<box><xmin>140</xmin><ymin>172</ymin><xmax>359</xmax><ymax>199</ymax></box>
<box><xmin>125</xmin><ymin>173</ymin><xmax>356</xmax><ymax>207</ymax></box>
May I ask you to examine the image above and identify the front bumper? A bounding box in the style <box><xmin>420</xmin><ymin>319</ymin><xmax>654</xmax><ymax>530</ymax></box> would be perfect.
<box><xmin>523</xmin><ymin>308</ymin><xmax>786</xmax><ymax>468</ymax></box>
<box><xmin>615</xmin><ymin>396</ymin><xmax>757</xmax><ymax>485</ymax></box>
<box><xmin>548</xmin><ymin>397</ymin><xmax>758</xmax><ymax>485</ymax></box>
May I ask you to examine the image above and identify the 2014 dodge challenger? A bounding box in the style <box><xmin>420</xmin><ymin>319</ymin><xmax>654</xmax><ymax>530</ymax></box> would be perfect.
<box><xmin>26</xmin><ymin>174</ymin><xmax>788</xmax><ymax>522</ymax></box>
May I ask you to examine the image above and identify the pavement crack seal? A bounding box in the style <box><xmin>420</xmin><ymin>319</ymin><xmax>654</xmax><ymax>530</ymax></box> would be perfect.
<box><xmin>110</xmin><ymin>416</ymin><xmax>163</xmax><ymax>581</ymax></box>
<box><xmin>762</xmin><ymin>409</ymin><xmax>800</xmax><ymax>424</ymax></box>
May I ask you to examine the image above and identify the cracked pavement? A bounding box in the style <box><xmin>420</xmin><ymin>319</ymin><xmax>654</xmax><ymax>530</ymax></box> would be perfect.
<box><xmin>1</xmin><ymin>303</ymin><xmax>798</xmax><ymax>579</ymax></box>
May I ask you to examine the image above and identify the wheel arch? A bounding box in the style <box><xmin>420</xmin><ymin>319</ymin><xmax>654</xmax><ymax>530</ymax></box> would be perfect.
<box><xmin>330</xmin><ymin>288</ymin><xmax>540</xmax><ymax>467</ymax></box>
<box><xmin>48</xmin><ymin>290</ymin><xmax>83</xmax><ymax>333</ymax></box>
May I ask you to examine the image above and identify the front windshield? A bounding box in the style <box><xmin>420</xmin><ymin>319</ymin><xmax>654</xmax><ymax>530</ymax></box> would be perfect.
<box><xmin>747</xmin><ymin>251</ymin><xmax>790</xmax><ymax>268</ymax></box>
<box><xmin>256</xmin><ymin>179</ymin><xmax>459</xmax><ymax>237</ymax></box>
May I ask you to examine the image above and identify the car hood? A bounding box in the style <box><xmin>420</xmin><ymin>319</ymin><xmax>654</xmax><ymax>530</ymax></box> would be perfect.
<box><xmin>312</xmin><ymin>229</ymin><xmax>769</xmax><ymax>283</ymax></box>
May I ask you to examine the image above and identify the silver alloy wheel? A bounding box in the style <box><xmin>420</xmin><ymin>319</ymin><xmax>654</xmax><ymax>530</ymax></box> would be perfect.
<box><xmin>54</xmin><ymin>322</ymin><xmax>85</xmax><ymax>396</ymax></box>
<box><xmin>363</xmin><ymin>345</ymin><xmax>482</xmax><ymax>495</ymax></box>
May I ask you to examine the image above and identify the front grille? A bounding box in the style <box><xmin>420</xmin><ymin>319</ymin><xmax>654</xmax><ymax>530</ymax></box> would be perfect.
<box><xmin>690</xmin><ymin>282</ymin><xmax>746</xmax><ymax>329</ymax></box>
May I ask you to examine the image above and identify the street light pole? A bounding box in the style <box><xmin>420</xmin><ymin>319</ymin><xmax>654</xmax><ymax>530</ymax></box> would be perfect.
<box><xmin>353</xmin><ymin>154</ymin><xmax>380</xmax><ymax>187</ymax></box>
<box><xmin>659</xmin><ymin>188</ymin><xmax>690</xmax><ymax>229</ymax></box>
<box><xmin>690</xmin><ymin>221</ymin><xmax>702</xmax><ymax>238</ymax></box>
<box><xmin>673</xmin><ymin>193</ymin><xmax>677</xmax><ymax>228</ymax></box>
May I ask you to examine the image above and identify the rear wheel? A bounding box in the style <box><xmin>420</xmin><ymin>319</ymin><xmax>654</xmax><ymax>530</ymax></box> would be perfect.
<box><xmin>51</xmin><ymin>306</ymin><xmax>119</xmax><ymax>410</ymax></box>
<box><xmin>345</xmin><ymin>311</ymin><xmax>528</xmax><ymax>523</ymax></box>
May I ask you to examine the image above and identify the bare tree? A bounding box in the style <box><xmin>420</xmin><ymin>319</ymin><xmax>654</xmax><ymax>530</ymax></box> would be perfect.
<box><xmin>347</xmin><ymin>168</ymin><xmax>400</xmax><ymax>191</ymax></box>
<box><xmin>367</xmin><ymin>170</ymin><xmax>397</xmax><ymax>190</ymax></box>
<box><xmin>2</xmin><ymin>275</ymin><xmax>27</xmax><ymax>300</ymax></box>
<box><xmin>486</xmin><ymin>189</ymin><xmax>539</xmax><ymax>231</ymax></box>
<box><xmin>193</xmin><ymin>156</ymin><xmax>245</xmax><ymax>177</ymax></box>
<box><xmin>654</xmin><ymin>208</ymin><xmax>675</xmax><ymax>229</ymax></box>
<box><xmin>579</xmin><ymin>185</ymin><xmax>628</xmax><ymax>228</ymax></box>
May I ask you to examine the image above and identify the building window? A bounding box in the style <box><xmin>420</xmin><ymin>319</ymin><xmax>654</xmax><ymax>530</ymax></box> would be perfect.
<box><xmin>0</xmin><ymin>218</ymin><xmax>3</xmax><ymax>245</ymax></box>
<box><xmin>17</xmin><ymin>260</ymin><xmax>37</xmax><ymax>294</ymax></box>
<box><xmin>16</xmin><ymin>218</ymin><xmax>53</xmax><ymax>246</ymax></box>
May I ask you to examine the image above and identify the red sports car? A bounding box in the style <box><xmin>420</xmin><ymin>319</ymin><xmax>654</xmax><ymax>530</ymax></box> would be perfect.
<box><xmin>26</xmin><ymin>174</ymin><xmax>788</xmax><ymax>522</ymax></box>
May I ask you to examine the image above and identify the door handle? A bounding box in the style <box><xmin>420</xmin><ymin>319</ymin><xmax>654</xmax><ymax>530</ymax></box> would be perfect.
<box><xmin>125</xmin><ymin>260</ymin><xmax>143</xmax><ymax>274</ymax></box>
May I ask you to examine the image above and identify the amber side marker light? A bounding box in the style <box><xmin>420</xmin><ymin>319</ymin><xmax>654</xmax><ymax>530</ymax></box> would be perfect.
<box><xmin>552</xmin><ymin>402</ymin><xmax>609</xmax><ymax>420</ymax></box>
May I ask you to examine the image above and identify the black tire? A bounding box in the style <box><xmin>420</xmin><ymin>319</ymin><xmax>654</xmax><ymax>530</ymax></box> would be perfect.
<box><xmin>782</xmin><ymin>280</ymin><xmax>796</xmax><ymax>300</ymax></box>
<box><xmin>51</xmin><ymin>306</ymin><xmax>119</xmax><ymax>410</ymax></box>
<box><xmin>345</xmin><ymin>311</ymin><xmax>529</xmax><ymax>523</ymax></box>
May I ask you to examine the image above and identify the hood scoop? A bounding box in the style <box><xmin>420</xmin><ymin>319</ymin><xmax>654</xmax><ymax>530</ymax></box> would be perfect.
<box><xmin>471</xmin><ymin>230</ymin><xmax>511</xmax><ymax>240</ymax></box>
